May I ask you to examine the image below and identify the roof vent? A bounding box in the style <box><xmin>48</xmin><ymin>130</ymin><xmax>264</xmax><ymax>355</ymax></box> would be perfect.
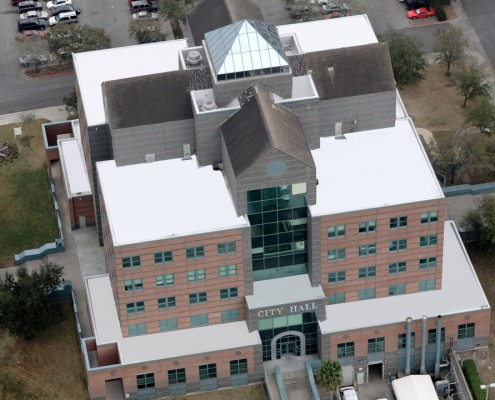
<box><xmin>202</xmin><ymin>100</ymin><xmax>217</xmax><ymax>111</ymax></box>
<box><xmin>186</xmin><ymin>50</ymin><xmax>202</xmax><ymax>66</ymax></box>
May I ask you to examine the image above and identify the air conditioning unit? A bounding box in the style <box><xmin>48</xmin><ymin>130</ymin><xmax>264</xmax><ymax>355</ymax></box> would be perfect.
<box><xmin>202</xmin><ymin>100</ymin><xmax>217</xmax><ymax>111</ymax></box>
<box><xmin>435</xmin><ymin>380</ymin><xmax>450</xmax><ymax>394</ymax></box>
<box><xmin>186</xmin><ymin>50</ymin><xmax>202</xmax><ymax>66</ymax></box>
<box><xmin>145</xmin><ymin>154</ymin><xmax>155</xmax><ymax>163</ymax></box>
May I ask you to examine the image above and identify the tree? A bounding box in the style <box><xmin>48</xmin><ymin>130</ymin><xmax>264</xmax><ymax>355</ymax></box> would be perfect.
<box><xmin>316</xmin><ymin>359</ymin><xmax>343</xmax><ymax>399</ymax></box>
<box><xmin>468</xmin><ymin>97</ymin><xmax>495</xmax><ymax>133</ymax></box>
<box><xmin>378</xmin><ymin>30</ymin><xmax>426</xmax><ymax>86</ymax></box>
<box><xmin>47</xmin><ymin>24</ymin><xmax>111</xmax><ymax>65</ymax></box>
<box><xmin>158</xmin><ymin>0</ymin><xmax>186</xmax><ymax>38</ymax></box>
<box><xmin>19</xmin><ymin>112</ymin><xmax>35</xmax><ymax>149</ymax></box>
<box><xmin>129</xmin><ymin>19</ymin><xmax>167</xmax><ymax>44</ymax></box>
<box><xmin>461</xmin><ymin>195</ymin><xmax>495</xmax><ymax>250</ymax></box>
<box><xmin>454</xmin><ymin>58</ymin><xmax>491</xmax><ymax>108</ymax></box>
<box><xmin>20</xmin><ymin>36</ymin><xmax>47</xmax><ymax>73</ymax></box>
<box><xmin>62</xmin><ymin>89</ymin><xmax>78</xmax><ymax>118</ymax></box>
<box><xmin>0</xmin><ymin>262</ymin><xmax>64</xmax><ymax>340</ymax></box>
<box><xmin>433</xmin><ymin>27</ymin><xmax>467</xmax><ymax>76</ymax></box>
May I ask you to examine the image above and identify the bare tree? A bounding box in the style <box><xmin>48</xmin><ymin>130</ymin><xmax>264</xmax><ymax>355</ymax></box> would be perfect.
<box><xmin>454</xmin><ymin>57</ymin><xmax>491</xmax><ymax>108</ymax></box>
<box><xmin>433</xmin><ymin>26</ymin><xmax>467</xmax><ymax>76</ymax></box>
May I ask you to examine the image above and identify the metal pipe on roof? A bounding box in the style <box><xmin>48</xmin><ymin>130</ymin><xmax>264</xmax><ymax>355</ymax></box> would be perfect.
<box><xmin>435</xmin><ymin>315</ymin><xmax>442</xmax><ymax>379</ymax></box>
<box><xmin>420</xmin><ymin>315</ymin><xmax>427</xmax><ymax>374</ymax></box>
<box><xmin>405</xmin><ymin>317</ymin><xmax>412</xmax><ymax>376</ymax></box>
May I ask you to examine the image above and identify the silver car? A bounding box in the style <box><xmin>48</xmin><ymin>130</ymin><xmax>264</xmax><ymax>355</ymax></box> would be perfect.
<box><xmin>19</xmin><ymin>54</ymin><xmax>48</xmax><ymax>67</ymax></box>
<box><xmin>20</xmin><ymin>10</ymin><xmax>49</xmax><ymax>19</ymax></box>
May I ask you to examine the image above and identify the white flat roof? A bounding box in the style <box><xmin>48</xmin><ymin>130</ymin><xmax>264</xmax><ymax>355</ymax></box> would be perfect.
<box><xmin>58</xmin><ymin>138</ymin><xmax>92</xmax><ymax>198</ymax></box>
<box><xmin>392</xmin><ymin>375</ymin><xmax>438</xmax><ymax>400</ymax></box>
<box><xmin>97</xmin><ymin>155</ymin><xmax>248</xmax><ymax>246</ymax></box>
<box><xmin>246</xmin><ymin>274</ymin><xmax>325</xmax><ymax>309</ymax></box>
<box><xmin>85</xmin><ymin>275</ymin><xmax>122</xmax><ymax>344</ymax></box>
<box><xmin>277</xmin><ymin>15</ymin><xmax>377</xmax><ymax>53</ymax></box>
<box><xmin>85</xmin><ymin>275</ymin><xmax>260</xmax><ymax>364</ymax></box>
<box><xmin>310</xmin><ymin>118</ymin><xmax>444</xmax><ymax>217</ymax></box>
<box><xmin>73</xmin><ymin>39</ymin><xmax>188</xmax><ymax>127</ymax></box>
<box><xmin>319</xmin><ymin>221</ymin><xmax>490</xmax><ymax>334</ymax></box>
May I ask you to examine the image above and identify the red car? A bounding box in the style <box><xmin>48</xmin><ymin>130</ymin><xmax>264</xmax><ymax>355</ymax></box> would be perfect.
<box><xmin>407</xmin><ymin>6</ymin><xmax>435</xmax><ymax>19</ymax></box>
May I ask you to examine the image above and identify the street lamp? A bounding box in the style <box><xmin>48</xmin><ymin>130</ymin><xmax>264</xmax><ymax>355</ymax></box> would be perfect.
<box><xmin>480</xmin><ymin>383</ymin><xmax>495</xmax><ymax>400</ymax></box>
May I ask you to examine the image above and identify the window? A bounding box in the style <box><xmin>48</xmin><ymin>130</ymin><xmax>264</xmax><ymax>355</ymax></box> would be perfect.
<box><xmin>137</xmin><ymin>373</ymin><xmax>155</xmax><ymax>390</ymax></box>
<box><xmin>389</xmin><ymin>239</ymin><xmax>407</xmax><ymax>252</ymax></box>
<box><xmin>328</xmin><ymin>271</ymin><xmax>346</xmax><ymax>283</ymax></box>
<box><xmin>358</xmin><ymin>288</ymin><xmax>376</xmax><ymax>300</ymax></box>
<box><xmin>358</xmin><ymin>244</ymin><xmax>376</xmax><ymax>256</ymax></box>
<box><xmin>168</xmin><ymin>369</ymin><xmax>186</xmax><ymax>385</ymax></box>
<box><xmin>390</xmin><ymin>216</ymin><xmax>408</xmax><ymax>229</ymax></box>
<box><xmin>389</xmin><ymin>261</ymin><xmax>406</xmax><ymax>274</ymax></box>
<box><xmin>337</xmin><ymin>342</ymin><xmax>355</xmax><ymax>358</ymax></box>
<box><xmin>420</xmin><ymin>235</ymin><xmax>437</xmax><ymax>247</ymax></box>
<box><xmin>359</xmin><ymin>220</ymin><xmax>376</xmax><ymax>233</ymax></box>
<box><xmin>328</xmin><ymin>248</ymin><xmax>345</xmax><ymax>261</ymax></box>
<box><xmin>328</xmin><ymin>225</ymin><xmax>346</xmax><ymax>238</ymax></box>
<box><xmin>328</xmin><ymin>292</ymin><xmax>346</xmax><ymax>305</ymax></box>
<box><xmin>124</xmin><ymin>278</ymin><xmax>143</xmax><ymax>291</ymax></box>
<box><xmin>159</xmin><ymin>318</ymin><xmax>178</xmax><ymax>331</ymax></box>
<box><xmin>191</xmin><ymin>313</ymin><xmax>208</xmax><ymax>327</ymax></box>
<box><xmin>156</xmin><ymin>274</ymin><xmax>174</xmax><ymax>287</ymax></box>
<box><xmin>421</xmin><ymin>211</ymin><xmax>438</xmax><ymax>224</ymax></box>
<box><xmin>219</xmin><ymin>264</ymin><xmax>237</xmax><ymax>277</ymax></box>
<box><xmin>186</xmin><ymin>246</ymin><xmax>204</xmax><ymax>259</ymax></box>
<box><xmin>221</xmin><ymin>309</ymin><xmax>240</xmax><ymax>322</ymax></box>
<box><xmin>358</xmin><ymin>266</ymin><xmax>376</xmax><ymax>278</ymax></box>
<box><xmin>128</xmin><ymin>323</ymin><xmax>147</xmax><ymax>336</ymax></box>
<box><xmin>189</xmin><ymin>292</ymin><xmax>207</xmax><ymax>304</ymax></box>
<box><xmin>368</xmin><ymin>337</ymin><xmax>385</xmax><ymax>353</ymax></box>
<box><xmin>419</xmin><ymin>279</ymin><xmax>436</xmax><ymax>292</ymax></box>
<box><xmin>199</xmin><ymin>364</ymin><xmax>217</xmax><ymax>380</ymax></box>
<box><xmin>158</xmin><ymin>296</ymin><xmax>176</xmax><ymax>309</ymax></box>
<box><xmin>389</xmin><ymin>283</ymin><xmax>406</xmax><ymax>296</ymax></box>
<box><xmin>218</xmin><ymin>241</ymin><xmax>236</xmax><ymax>255</ymax></box>
<box><xmin>398</xmin><ymin>332</ymin><xmax>415</xmax><ymax>349</ymax></box>
<box><xmin>230</xmin><ymin>359</ymin><xmax>248</xmax><ymax>375</ymax></box>
<box><xmin>458</xmin><ymin>323</ymin><xmax>475</xmax><ymax>339</ymax></box>
<box><xmin>123</xmin><ymin>256</ymin><xmax>140</xmax><ymax>269</ymax></box>
<box><xmin>220</xmin><ymin>287</ymin><xmax>238</xmax><ymax>300</ymax></box>
<box><xmin>419</xmin><ymin>257</ymin><xmax>437</xmax><ymax>269</ymax></box>
<box><xmin>428</xmin><ymin>328</ymin><xmax>446</xmax><ymax>344</ymax></box>
<box><xmin>188</xmin><ymin>269</ymin><xmax>205</xmax><ymax>282</ymax></box>
<box><xmin>126</xmin><ymin>301</ymin><xmax>145</xmax><ymax>314</ymax></box>
<box><xmin>154</xmin><ymin>251</ymin><xmax>172</xmax><ymax>264</ymax></box>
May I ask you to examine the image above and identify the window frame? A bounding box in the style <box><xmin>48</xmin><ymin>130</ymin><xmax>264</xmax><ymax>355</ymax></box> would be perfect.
<box><xmin>328</xmin><ymin>224</ymin><xmax>346</xmax><ymax>238</ymax></box>
<box><xmin>389</xmin><ymin>261</ymin><xmax>406</xmax><ymax>274</ymax></box>
<box><xmin>199</xmin><ymin>363</ymin><xmax>217</xmax><ymax>380</ymax></box>
<box><xmin>390</xmin><ymin>216</ymin><xmax>408</xmax><ymax>229</ymax></box>
<box><xmin>358</xmin><ymin>266</ymin><xmax>376</xmax><ymax>279</ymax></box>
<box><xmin>328</xmin><ymin>270</ymin><xmax>346</xmax><ymax>284</ymax></box>
<box><xmin>328</xmin><ymin>248</ymin><xmax>346</xmax><ymax>261</ymax></box>
<box><xmin>389</xmin><ymin>239</ymin><xmax>407</xmax><ymax>252</ymax></box>
<box><xmin>137</xmin><ymin>373</ymin><xmax>155</xmax><ymax>390</ymax></box>
<box><xmin>123</xmin><ymin>255</ymin><xmax>141</xmax><ymax>269</ymax></box>
<box><xmin>368</xmin><ymin>337</ymin><xmax>385</xmax><ymax>353</ymax></box>
<box><xmin>419</xmin><ymin>257</ymin><xmax>437</xmax><ymax>269</ymax></box>
<box><xmin>191</xmin><ymin>313</ymin><xmax>209</xmax><ymax>327</ymax></box>
<box><xmin>359</xmin><ymin>220</ymin><xmax>376</xmax><ymax>234</ymax></box>
<box><xmin>156</xmin><ymin>273</ymin><xmax>174</xmax><ymax>287</ymax></box>
<box><xmin>458</xmin><ymin>323</ymin><xmax>475</xmax><ymax>339</ymax></box>
<box><xmin>218</xmin><ymin>264</ymin><xmax>237</xmax><ymax>278</ymax></box>
<box><xmin>358</xmin><ymin>244</ymin><xmax>376</xmax><ymax>256</ymax></box>
<box><xmin>128</xmin><ymin>322</ymin><xmax>147</xmax><ymax>336</ymax></box>
<box><xmin>188</xmin><ymin>269</ymin><xmax>206</xmax><ymax>282</ymax></box>
<box><xmin>418</xmin><ymin>279</ymin><xmax>436</xmax><ymax>292</ymax></box>
<box><xmin>328</xmin><ymin>292</ymin><xmax>346</xmax><ymax>305</ymax></box>
<box><xmin>220</xmin><ymin>287</ymin><xmax>238</xmax><ymax>300</ymax></box>
<box><xmin>159</xmin><ymin>318</ymin><xmax>178</xmax><ymax>332</ymax></box>
<box><xmin>154</xmin><ymin>251</ymin><xmax>173</xmax><ymax>264</ymax></box>
<box><xmin>158</xmin><ymin>296</ymin><xmax>176</xmax><ymax>309</ymax></box>
<box><xmin>358</xmin><ymin>287</ymin><xmax>376</xmax><ymax>300</ymax></box>
<box><xmin>221</xmin><ymin>308</ymin><xmax>240</xmax><ymax>322</ymax></box>
<box><xmin>421</xmin><ymin>211</ymin><xmax>438</xmax><ymax>224</ymax></box>
<box><xmin>218</xmin><ymin>241</ymin><xmax>236</xmax><ymax>255</ymax></box>
<box><xmin>186</xmin><ymin>246</ymin><xmax>205</xmax><ymax>260</ymax></box>
<box><xmin>337</xmin><ymin>342</ymin><xmax>355</xmax><ymax>358</ymax></box>
<box><xmin>124</xmin><ymin>278</ymin><xmax>143</xmax><ymax>292</ymax></box>
<box><xmin>420</xmin><ymin>234</ymin><xmax>438</xmax><ymax>248</ymax></box>
<box><xmin>189</xmin><ymin>292</ymin><xmax>207</xmax><ymax>304</ymax></box>
<box><xmin>126</xmin><ymin>301</ymin><xmax>145</xmax><ymax>314</ymax></box>
<box><xmin>168</xmin><ymin>368</ymin><xmax>186</xmax><ymax>385</ymax></box>
<box><xmin>388</xmin><ymin>283</ymin><xmax>406</xmax><ymax>296</ymax></box>
<box><xmin>230</xmin><ymin>359</ymin><xmax>248</xmax><ymax>375</ymax></box>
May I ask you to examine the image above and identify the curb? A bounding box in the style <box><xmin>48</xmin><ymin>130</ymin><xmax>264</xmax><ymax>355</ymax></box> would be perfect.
<box><xmin>404</xmin><ymin>5</ymin><xmax>462</xmax><ymax>28</ymax></box>
<box><xmin>20</xmin><ymin>66</ymin><xmax>74</xmax><ymax>81</ymax></box>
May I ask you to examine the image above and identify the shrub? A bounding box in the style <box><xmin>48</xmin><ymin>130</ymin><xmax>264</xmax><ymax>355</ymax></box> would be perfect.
<box><xmin>463</xmin><ymin>359</ymin><xmax>485</xmax><ymax>400</ymax></box>
<box><xmin>436</xmin><ymin>7</ymin><xmax>447</xmax><ymax>21</ymax></box>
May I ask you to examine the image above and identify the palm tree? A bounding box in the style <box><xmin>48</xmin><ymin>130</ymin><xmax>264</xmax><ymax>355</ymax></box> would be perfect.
<box><xmin>316</xmin><ymin>359</ymin><xmax>344</xmax><ymax>399</ymax></box>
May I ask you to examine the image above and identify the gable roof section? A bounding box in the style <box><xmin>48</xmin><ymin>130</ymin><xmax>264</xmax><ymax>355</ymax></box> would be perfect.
<box><xmin>205</xmin><ymin>20</ymin><xmax>289</xmax><ymax>77</ymax></box>
<box><xmin>103</xmin><ymin>70</ymin><xmax>193</xmax><ymax>130</ymax></box>
<box><xmin>187</xmin><ymin>0</ymin><xmax>263</xmax><ymax>45</ymax></box>
<box><xmin>221</xmin><ymin>84</ymin><xmax>315</xmax><ymax>178</ymax></box>
<box><xmin>306</xmin><ymin>42</ymin><xmax>395</xmax><ymax>100</ymax></box>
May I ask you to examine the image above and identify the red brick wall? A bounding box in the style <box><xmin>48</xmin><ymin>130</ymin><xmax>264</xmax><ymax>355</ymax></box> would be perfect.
<box><xmin>72</xmin><ymin>195</ymin><xmax>95</xmax><ymax>229</ymax></box>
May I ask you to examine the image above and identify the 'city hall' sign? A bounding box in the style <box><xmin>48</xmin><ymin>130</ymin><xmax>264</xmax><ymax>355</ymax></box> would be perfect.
<box><xmin>257</xmin><ymin>302</ymin><xmax>318</xmax><ymax>318</ymax></box>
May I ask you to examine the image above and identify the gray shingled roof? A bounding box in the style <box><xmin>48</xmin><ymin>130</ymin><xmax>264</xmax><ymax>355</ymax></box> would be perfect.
<box><xmin>187</xmin><ymin>0</ymin><xmax>263</xmax><ymax>46</ymax></box>
<box><xmin>103</xmin><ymin>71</ymin><xmax>193</xmax><ymax>130</ymax></box>
<box><xmin>306</xmin><ymin>42</ymin><xmax>396</xmax><ymax>100</ymax></box>
<box><xmin>221</xmin><ymin>84</ymin><xmax>315</xmax><ymax>178</ymax></box>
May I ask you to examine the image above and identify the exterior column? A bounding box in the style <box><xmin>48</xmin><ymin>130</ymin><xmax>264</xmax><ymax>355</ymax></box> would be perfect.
<box><xmin>420</xmin><ymin>315</ymin><xmax>427</xmax><ymax>374</ymax></box>
<box><xmin>435</xmin><ymin>315</ymin><xmax>442</xmax><ymax>379</ymax></box>
<box><xmin>405</xmin><ymin>317</ymin><xmax>412</xmax><ymax>376</ymax></box>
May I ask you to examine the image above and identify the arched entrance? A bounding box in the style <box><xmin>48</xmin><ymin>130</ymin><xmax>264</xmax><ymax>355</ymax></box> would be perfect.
<box><xmin>270</xmin><ymin>331</ymin><xmax>306</xmax><ymax>360</ymax></box>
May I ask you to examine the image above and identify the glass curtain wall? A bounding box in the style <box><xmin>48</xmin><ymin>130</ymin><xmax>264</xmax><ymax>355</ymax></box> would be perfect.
<box><xmin>247</xmin><ymin>183</ymin><xmax>308</xmax><ymax>281</ymax></box>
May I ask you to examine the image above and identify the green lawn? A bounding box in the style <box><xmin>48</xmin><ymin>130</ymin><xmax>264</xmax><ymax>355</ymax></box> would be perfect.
<box><xmin>0</xmin><ymin>120</ymin><xmax>59</xmax><ymax>267</ymax></box>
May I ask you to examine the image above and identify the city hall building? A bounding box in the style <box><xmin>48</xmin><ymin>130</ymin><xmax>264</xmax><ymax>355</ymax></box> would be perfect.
<box><xmin>72</xmin><ymin>1</ymin><xmax>491</xmax><ymax>398</ymax></box>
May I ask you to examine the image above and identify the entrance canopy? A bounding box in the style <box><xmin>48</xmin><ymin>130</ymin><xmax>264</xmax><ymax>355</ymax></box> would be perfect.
<box><xmin>391</xmin><ymin>375</ymin><xmax>438</xmax><ymax>400</ymax></box>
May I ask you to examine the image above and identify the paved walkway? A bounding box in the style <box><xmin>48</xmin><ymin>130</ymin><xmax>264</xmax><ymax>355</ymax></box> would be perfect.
<box><xmin>0</xmin><ymin>105</ymin><xmax>68</xmax><ymax>125</ymax></box>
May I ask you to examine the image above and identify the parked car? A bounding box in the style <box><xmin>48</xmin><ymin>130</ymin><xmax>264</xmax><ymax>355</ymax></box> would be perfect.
<box><xmin>340</xmin><ymin>387</ymin><xmax>359</xmax><ymax>400</ymax></box>
<box><xmin>129</xmin><ymin>0</ymin><xmax>158</xmax><ymax>13</ymax></box>
<box><xmin>20</xmin><ymin>10</ymin><xmax>49</xmax><ymax>19</ymax></box>
<box><xmin>407</xmin><ymin>6</ymin><xmax>435</xmax><ymax>18</ymax></box>
<box><xmin>48</xmin><ymin>10</ymin><xmax>78</xmax><ymax>25</ymax></box>
<box><xmin>18</xmin><ymin>17</ymin><xmax>46</xmax><ymax>31</ymax></box>
<box><xmin>50</xmin><ymin>4</ymin><xmax>80</xmax><ymax>15</ymax></box>
<box><xmin>405</xmin><ymin>0</ymin><xmax>430</xmax><ymax>9</ymax></box>
<box><xmin>19</xmin><ymin>54</ymin><xmax>47</xmax><ymax>67</ymax></box>
<box><xmin>46</xmin><ymin>0</ymin><xmax>72</xmax><ymax>10</ymax></box>
<box><xmin>17</xmin><ymin>1</ymin><xmax>42</xmax><ymax>13</ymax></box>
<box><xmin>16</xmin><ymin>29</ymin><xmax>46</xmax><ymax>41</ymax></box>
<box><xmin>132</xmin><ymin>10</ymin><xmax>158</xmax><ymax>20</ymax></box>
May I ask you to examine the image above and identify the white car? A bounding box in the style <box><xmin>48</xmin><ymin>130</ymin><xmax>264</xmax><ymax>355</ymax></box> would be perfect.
<box><xmin>20</xmin><ymin>10</ymin><xmax>49</xmax><ymax>20</ymax></box>
<box><xmin>46</xmin><ymin>0</ymin><xmax>72</xmax><ymax>10</ymax></box>
<box><xmin>48</xmin><ymin>10</ymin><xmax>77</xmax><ymax>25</ymax></box>
<box><xmin>340</xmin><ymin>386</ymin><xmax>359</xmax><ymax>400</ymax></box>
<box><xmin>132</xmin><ymin>10</ymin><xmax>158</xmax><ymax>20</ymax></box>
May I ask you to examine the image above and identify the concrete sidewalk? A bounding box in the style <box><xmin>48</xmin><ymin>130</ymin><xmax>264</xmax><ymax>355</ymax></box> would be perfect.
<box><xmin>0</xmin><ymin>105</ymin><xmax>68</xmax><ymax>125</ymax></box>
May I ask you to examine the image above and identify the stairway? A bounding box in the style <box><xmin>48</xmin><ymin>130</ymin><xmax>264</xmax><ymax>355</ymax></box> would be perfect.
<box><xmin>282</xmin><ymin>369</ymin><xmax>313</xmax><ymax>400</ymax></box>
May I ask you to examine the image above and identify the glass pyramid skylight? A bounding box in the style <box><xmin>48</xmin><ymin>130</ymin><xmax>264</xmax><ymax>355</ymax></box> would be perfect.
<box><xmin>205</xmin><ymin>20</ymin><xmax>290</xmax><ymax>80</ymax></box>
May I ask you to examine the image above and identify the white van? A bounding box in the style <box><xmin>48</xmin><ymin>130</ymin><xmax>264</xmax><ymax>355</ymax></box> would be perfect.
<box><xmin>340</xmin><ymin>386</ymin><xmax>359</xmax><ymax>400</ymax></box>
